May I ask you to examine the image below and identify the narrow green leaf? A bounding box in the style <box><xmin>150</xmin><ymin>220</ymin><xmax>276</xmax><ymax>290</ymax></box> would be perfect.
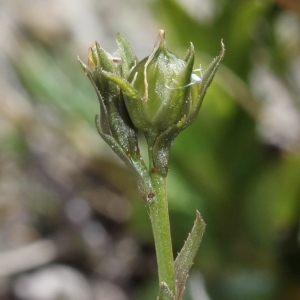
<box><xmin>157</xmin><ymin>282</ymin><xmax>175</xmax><ymax>300</ymax></box>
<box><xmin>174</xmin><ymin>211</ymin><xmax>206</xmax><ymax>300</ymax></box>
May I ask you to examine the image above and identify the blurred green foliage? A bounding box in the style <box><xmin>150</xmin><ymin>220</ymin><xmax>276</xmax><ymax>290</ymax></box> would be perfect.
<box><xmin>2</xmin><ymin>0</ymin><xmax>300</xmax><ymax>299</ymax></box>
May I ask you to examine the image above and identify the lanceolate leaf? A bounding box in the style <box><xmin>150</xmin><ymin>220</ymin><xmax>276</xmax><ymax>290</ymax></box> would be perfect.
<box><xmin>174</xmin><ymin>211</ymin><xmax>206</xmax><ymax>300</ymax></box>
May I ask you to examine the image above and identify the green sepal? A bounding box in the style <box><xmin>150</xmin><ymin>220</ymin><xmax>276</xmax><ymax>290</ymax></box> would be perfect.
<box><xmin>101</xmin><ymin>70</ymin><xmax>154</xmax><ymax>131</ymax></box>
<box><xmin>152</xmin><ymin>116</ymin><xmax>187</xmax><ymax>176</ymax></box>
<box><xmin>116</xmin><ymin>33</ymin><xmax>137</xmax><ymax>78</ymax></box>
<box><xmin>188</xmin><ymin>40</ymin><xmax>226</xmax><ymax>123</ymax></box>
<box><xmin>165</xmin><ymin>43</ymin><xmax>195</xmax><ymax>120</ymax></box>
<box><xmin>183</xmin><ymin>42</ymin><xmax>194</xmax><ymax>62</ymax></box>
<box><xmin>169</xmin><ymin>43</ymin><xmax>195</xmax><ymax>90</ymax></box>
<box><xmin>95</xmin><ymin>115</ymin><xmax>153</xmax><ymax>201</ymax></box>
<box><xmin>100</xmin><ymin>70</ymin><xmax>139</xmax><ymax>99</ymax></box>
<box><xmin>174</xmin><ymin>211</ymin><xmax>206</xmax><ymax>300</ymax></box>
<box><xmin>78</xmin><ymin>57</ymin><xmax>112</xmax><ymax>135</ymax></box>
<box><xmin>91</xmin><ymin>42</ymin><xmax>119</xmax><ymax>98</ymax></box>
<box><xmin>157</xmin><ymin>282</ymin><xmax>175</xmax><ymax>300</ymax></box>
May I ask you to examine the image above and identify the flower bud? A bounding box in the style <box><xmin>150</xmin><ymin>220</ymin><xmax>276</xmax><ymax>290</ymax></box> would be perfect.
<box><xmin>78</xmin><ymin>38</ymin><xmax>138</xmax><ymax>156</ymax></box>
<box><xmin>124</xmin><ymin>30</ymin><xmax>195</xmax><ymax>136</ymax></box>
<box><xmin>79</xmin><ymin>35</ymin><xmax>154</xmax><ymax>200</ymax></box>
<box><xmin>100</xmin><ymin>30</ymin><xmax>225</xmax><ymax>175</ymax></box>
<box><xmin>80</xmin><ymin>30</ymin><xmax>225</xmax><ymax>176</ymax></box>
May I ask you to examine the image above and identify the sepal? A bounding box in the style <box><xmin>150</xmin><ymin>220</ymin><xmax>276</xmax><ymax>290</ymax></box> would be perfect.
<box><xmin>116</xmin><ymin>33</ymin><xmax>137</xmax><ymax>78</ymax></box>
<box><xmin>95</xmin><ymin>115</ymin><xmax>152</xmax><ymax>201</ymax></box>
<box><xmin>88</xmin><ymin>42</ymin><xmax>118</xmax><ymax>98</ymax></box>
<box><xmin>100</xmin><ymin>70</ymin><xmax>139</xmax><ymax>99</ymax></box>
<box><xmin>152</xmin><ymin>116</ymin><xmax>187</xmax><ymax>176</ymax></box>
<box><xmin>188</xmin><ymin>40</ymin><xmax>226</xmax><ymax>124</ymax></box>
<box><xmin>78</xmin><ymin>57</ymin><xmax>112</xmax><ymax>135</ymax></box>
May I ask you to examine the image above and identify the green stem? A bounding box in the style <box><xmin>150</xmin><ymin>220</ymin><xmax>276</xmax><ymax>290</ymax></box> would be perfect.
<box><xmin>149</xmin><ymin>173</ymin><xmax>175</xmax><ymax>294</ymax></box>
<box><xmin>146</xmin><ymin>134</ymin><xmax>175</xmax><ymax>295</ymax></box>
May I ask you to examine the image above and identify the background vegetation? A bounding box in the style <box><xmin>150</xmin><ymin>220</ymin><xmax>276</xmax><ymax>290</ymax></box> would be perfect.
<box><xmin>0</xmin><ymin>0</ymin><xmax>299</xmax><ymax>299</ymax></box>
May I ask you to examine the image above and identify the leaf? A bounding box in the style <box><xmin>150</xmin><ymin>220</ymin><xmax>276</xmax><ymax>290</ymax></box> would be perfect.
<box><xmin>157</xmin><ymin>282</ymin><xmax>175</xmax><ymax>300</ymax></box>
<box><xmin>174</xmin><ymin>211</ymin><xmax>206</xmax><ymax>300</ymax></box>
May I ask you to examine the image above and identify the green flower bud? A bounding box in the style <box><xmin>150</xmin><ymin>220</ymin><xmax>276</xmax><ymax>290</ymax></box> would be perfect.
<box><xmin>125</xmin><ymin>30</ymin><xmax>195</xmax><ymax>136</ymax></box>
<box><xmin>100</xmin><ymin>30</ymin><xmax>225</xmax><ymax>175</ymax></box>
<box><xmin>78</xmin><ymin>39</ymin><xmax>139</xmax><ymax>156</ymax></box>
<box><xmin>78</xmin><ymin>36</ymin><xmax>154</xmax><ymax>200</ymax></box>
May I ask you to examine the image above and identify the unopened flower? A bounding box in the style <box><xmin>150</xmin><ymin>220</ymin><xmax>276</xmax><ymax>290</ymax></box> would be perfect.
<box><xmin>78</xmin><ymin>35</ymin><xmax>139</xmax><ymax>157</ymax></box>
<box><xmin>100</xmin><ymin>30</ymin><xmax>225</xmax><ymax>175</ymax></box>
<box><xmin>78</xmin><ymin>34</ymin><xmax>154</xmax><ymax>200</ymax></box>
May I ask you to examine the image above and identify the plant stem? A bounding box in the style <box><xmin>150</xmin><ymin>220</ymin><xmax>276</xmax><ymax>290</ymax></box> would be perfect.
<box><xmin>146</xmin><ymin>134</ymin><xmax>175</xmax><ymax>294</ymax></box>
<box><xmin>148</xmin><ymin>171</ymin><xmax>175</xmax><ymax>294</ymax></box>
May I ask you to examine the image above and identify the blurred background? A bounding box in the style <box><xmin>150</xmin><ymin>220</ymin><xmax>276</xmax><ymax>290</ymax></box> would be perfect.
<box><xmin>1</xmin><ymin>0</ymin><xmax>300</xmax><ymax>299</ymax></box>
